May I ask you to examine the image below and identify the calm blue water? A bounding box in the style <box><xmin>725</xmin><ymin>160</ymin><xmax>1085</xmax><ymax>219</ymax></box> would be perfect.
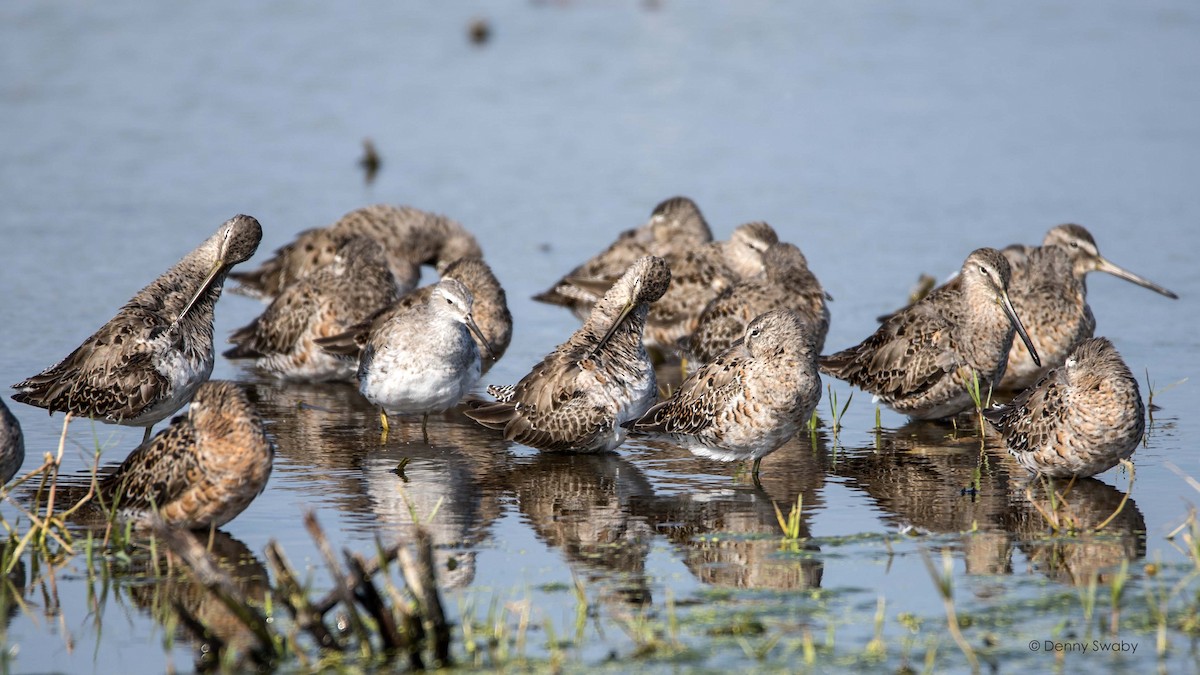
<box><xmin>2</xmin><ymin>1</ymin><xmax>1199</xmax><ymax>671</ymax></box>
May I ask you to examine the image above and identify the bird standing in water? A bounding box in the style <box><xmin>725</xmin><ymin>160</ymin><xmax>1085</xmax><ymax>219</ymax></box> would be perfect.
<box><xmin>353</xmin><ymin>279</ymin><xmax>491</xmax><ymax>441</ymax></box>
<box><xmin>469</xmin><ymin>256</ymin><xmax>671</xmax><ymax>452</ymax></box>
<box><xmin>998</xmin><ymin>224</ymin><xmax>1177</xmax><ymax>390</ymax></box>
<box><xmin>628</xmin><ymin>309</ymin><xmax>821</xmax><ymax>479</ymax></box>
<box><xmin>12</xmin><ymin>215</ymin><xmax>262</xmax><ymax>442</ymax></box>
<box><xmin>820</xmin><ymin>248</ymin><xmax>1040</xmax><ymax>420</ymax></box>
<box><xmin>94</xmin><ymin>380</ymin><xmax>273</xmax><ymax>530</ymax></box>
<box><xmin>985</xmin><ymin>337</ymin><xmax>1145</xmax><ymax>478</ymax></box>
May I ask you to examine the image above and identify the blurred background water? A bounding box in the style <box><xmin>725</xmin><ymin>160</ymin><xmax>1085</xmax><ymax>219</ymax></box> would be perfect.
<box><xmin>1</xmin><ymin>1</ymin><xmax>1198</xmax><ymax>671</ymax></box>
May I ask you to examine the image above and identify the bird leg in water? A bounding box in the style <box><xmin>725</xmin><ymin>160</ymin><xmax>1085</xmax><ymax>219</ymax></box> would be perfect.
<box><xmin>379</xmin><ymin>409</ymin><xmax>390</xmax><ymax>444</ymax></box>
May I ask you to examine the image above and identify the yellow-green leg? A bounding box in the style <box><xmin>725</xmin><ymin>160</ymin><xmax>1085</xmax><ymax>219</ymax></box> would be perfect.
<box><xmin>379</xmin><ymin>409</ymin><xmax>390</xmax><ymax>443</ymax></box>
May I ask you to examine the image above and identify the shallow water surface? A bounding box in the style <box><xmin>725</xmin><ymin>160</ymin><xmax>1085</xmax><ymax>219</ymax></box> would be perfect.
<box><xmin>2</xmin><ymin>1</ymin><xmax>1199</xmax><ymax>672</ymax></box>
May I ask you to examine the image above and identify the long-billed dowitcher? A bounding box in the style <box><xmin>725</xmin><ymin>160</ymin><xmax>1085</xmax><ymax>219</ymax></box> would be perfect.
<box><xmin>985</xmin><ymin>337</ymin><xmax>1144</xmax><ymax>478</ymax></box>
<box><xmin>467</xmin><ymin>256</ymin><xmax>671</xmax><ymax>453</ymax></box>
<box><xmin>223</xmin><ymin>236</ymin><xmax>399</xmax><ymax>381</ymax></box>
<box><xmin>998</xmin><ymin>224</ymin><xmax>1177</xmax><ymax>391</ymax></box>
<box><xmin>628</xmin><ymin>309</ymin><xmax>821</xmax><ymax>477</ymax></box>
<box><xmin>820</xmin><ymin>248</ymin><xmax>1041</xmax><ymax>420</ymax></box>
<box><xmin>533</xmin><ymin>196</ymin><xmax>710</xmax><ymax>321</ymax></box>
<box><xmin>96</xmin><ymin>380</ymin><xmax>273</xmax><ymax>530</ymax></box>
<box><xmin>355</xmin><ymin>279</ymin><xmax>489</xmax><ymax>438</ymax></box>
<box><xmin>0</xmin><ymin>399</ymin><xmax>24</xmax><ymax>485</ymax></box>
<box><xmin>12</xmin><ymin>215</ymin><xmax>262</xmax><ymax>442</ymax></box>
<box><xmin>683</xmin><ymin>241</ymin><xmax>831</xmax><ymax>366</ymax></box>
<box><xmin>642</xmin><ymin>221</ymin><xmax>778</xmax><ymax>352</ymax></box>
<box><xmin>230</xmin><ymin>204</ymin><xmax>482</xmax><ymax>301</ymax></box>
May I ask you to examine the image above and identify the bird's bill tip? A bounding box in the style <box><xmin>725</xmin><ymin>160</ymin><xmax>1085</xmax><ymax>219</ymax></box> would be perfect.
<box><xmin>1095</xmin><ymin>257</ymin><xmax>1179</xmax><ymax>299</ymax></box>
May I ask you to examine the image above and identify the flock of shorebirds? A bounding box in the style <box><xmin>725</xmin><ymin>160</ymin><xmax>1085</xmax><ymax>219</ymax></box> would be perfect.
<box><xmin>0</xmin><ymin>197</ymin><xmax>1178</xmax><ymax>532</ymax></box>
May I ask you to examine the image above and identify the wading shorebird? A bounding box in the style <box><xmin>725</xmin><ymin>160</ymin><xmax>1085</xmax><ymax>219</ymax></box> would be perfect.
<box><xmin>997</xmin><ymin>224</ymin><xmax>1177</xmax><ymax>391</ymax></box>
<box><xmin>350</xmin><ymin>279</ymin><xmax>490</xmax><ymax>440</ymax></box>
<box><xmin>684</xmin><ymin>241</ymin><xmax>831</xmax><ymax>366</ymax></box>
<box><xmin>820</xmin><ymin>248</ymin><xmax>1040</xmax><ymax>420</ymax></box>
<box><xmin>627</xmin><ymin>309</ymin><xmax>821</xmax><ymax>478</ymax></box>
<box><xmin>533</xmin><ymin>196</ymin><xmax>709</xmax><ymax>321</ymax></box>
<box><xmin>468</xmin><ymin>256</ymin><xmax>671</xmax><ymax>453</ymax></box>
<box><xmin>230</xmin><ymin>204</ymin><xmax>482</xmax><ymax>301</ymax></box>
<box><xmin>323</xmin><ymin>257</ymin><xmax>513</xmax><ymax>375</ymax></box>
<box><xmin>94</xmin><ymin>380</ymin><xmax>273</xmax><ymax>530</ymax></box>
<box><xmin>223</xmin><ymin>236</ymin><xmax>399</xmax><ymax>381</ymax></box>
<box><xmin>12</xmin><ymin>215</ymin><xmax>262</xmax><ymax>442</ymax></box>
<box><xmin>642</xmin><ymin>221</ymin><xmax>779</xmax><ymax>354</ymax></box>
<box><xmin>984</xmin><ymin>337</ymin><xmax>1145</xmax><ymax>478</ymax></box>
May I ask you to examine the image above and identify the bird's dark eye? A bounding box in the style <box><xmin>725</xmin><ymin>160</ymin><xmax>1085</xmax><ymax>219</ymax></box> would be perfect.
<box><xmin>446</xmin><ymin>298</ymin><xmax>452</xmax><ymax>304</ymax></box>
<box><xmin>978</xmin><ymin>265</ymin><xmax>989</xmax><ymax>276</ymax></box>
<box><xmin>1069</xmin><ymin>241</ymin><xmax>1079</xmax><ymax>248</ymax></box>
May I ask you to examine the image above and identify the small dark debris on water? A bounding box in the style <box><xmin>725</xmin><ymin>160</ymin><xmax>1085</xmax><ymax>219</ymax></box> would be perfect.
<box><xmin>960</xmin><ymin>486</ymin><xmax>978</xmax><ymax>498</ymax></box>
<box><xmin>468</xmin><ymin>17</ymin><xmax>491</xmax><ymax>45</ymax></box>
<box><xmin>538</xmin><ymin>242</ymin><xmax>552</xmax><ymax>253</ymax></box>
<box><xmin>359</xmin><ymin>138</ymin><xmax>381</xmax><ymax>184</ymax></box>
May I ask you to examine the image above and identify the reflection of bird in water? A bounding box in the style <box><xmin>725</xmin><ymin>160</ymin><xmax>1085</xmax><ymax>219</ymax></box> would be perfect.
<box><xmin>1005</xmin><ymin>476</ymin><xmax>1145</xmax><ymax>586</ymax></box>
<box><xmin>509</xmin><ymin>452</ymin><xmax>657</xmax><ymax>605</ymax></box>
<box><xmin>224</xmin><ymin>236</ymin><xmax>399</xmax><ymax>381</ymax></box>
<box><xmin>820</xmin><ymin>248</ymin><xmax>1040</xmax><ymax>421</ymax></box>
<box><xmin>834</xmin><ymin>421</ymin><xmax>1146</xmax><ymax>584</ymax></box>
<box><xmin>120</xmin><ymin>530</ymin><xmax>270</xmax><ymax>671</ymax></box>
<box><xmin>13</xmin><ymin>215</ymin><xmax>262</xmax><ymax>442</ymax></box>
<box><xmin>468</xmin><ymin>256</ymin><xmax>670</xmax><ymax>453</ymax></box>
<box><xmin>0</xmin><ymin>558</ymin><xmax>26</xmax><ymax>640</ymax></box>
<box><xmin>231</xmin><ymin>204</ymin><xmax>483</xmax><ymax>302</ymax></box>
<box><xmin>985</xmin><ymin>337</ymin><xmax>1145</xmax><ymax>478</ymax></box>
<box><xmin>533</xmin><ymin>196</ymin><xmax>711</xmax><ymax>321</ymax></box>
<box><xmin>625</xmin><ymin>434</ymin><xmax>830</xmax><ymax>590</ymax></box>
<box><xmin>361</xmin><ymin>428</ymin><xmax>510</xmax><ymax>590</ymax></box>
<box><xmin>833</xmin><ymin>422</ymin><xmax>1024</xmax><ymax>576</ymax></box>
<box><xmin>70</xmin><ymin>381</ymin><xmax>274</xmax><ymax>531</ymax></box>
<box><xmin>0</xmin><ymin>399</ymin><xmax>25</xmax><ymax>484</ymax></box>
<box><xmin>629</xmin><ymin>309</ymin><xmax>822</xmax><ymax>478</ymax></box>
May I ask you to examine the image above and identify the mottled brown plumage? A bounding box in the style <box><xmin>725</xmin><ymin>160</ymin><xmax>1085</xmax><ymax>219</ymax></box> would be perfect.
<box><xmin>533</xmin><ymin>196</ymin><xmax>711</xmax><ymax>320</ymax></box>
<box><xmin>820</xmin><ymin>248</ymin><xmax>1040</xmax><ymax>420</ymax></box>
<box><xmin>629</xmin><ymin>309</ymin><xmax>821</xmax><ymax>476</ymax></box>
<box><xmin>999</xmin><ymin>224</ymin><xmax>1177</xmax><ymax>390</ymax></box>
<box><xmin>685</xmin><ymin>241</ymin><xmax>830</xmax><ymax>365</ymax></box>
<box><xmin>230</xmin><ymin>204</ymin><xmax>481</xmax><ymax>301</ymax></box>
<box><xmin>468</xmin><ymin>256</ymin><xmax>671</xmax><ymax>453</ymax></box>
<box><xmin>643</xmin><ymin>221</ymin><xmax>778</xmax><ymax>352</ymax></box>
<box><xmin>94</xmin><ymin>380</ymin><xmax>273</xmax><ymax>530</ymax></box>
<box><xmin>224</xmin><ymin>237</ymin><xmax>399</xmax><ymax>381</ymax></box>
<box><xmin>985</xmin><ymin>337</ymin><xmax>1144</xmax><ymax>478</ymax></box>
<box><xmin>12</xmin><ymin>215</ymin><xmax>262</xmax><ymax>438</ymax></box>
